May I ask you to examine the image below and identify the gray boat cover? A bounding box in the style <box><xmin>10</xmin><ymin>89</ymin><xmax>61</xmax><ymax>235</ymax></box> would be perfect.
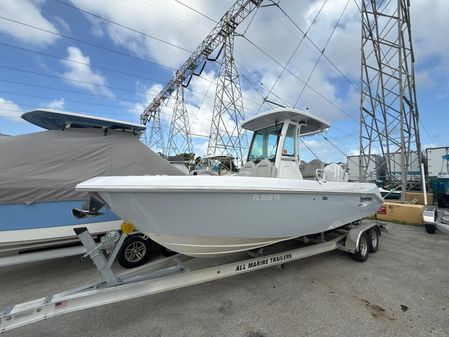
<box><xmin>0</xmin><ymin>128</ymin><xmax>184</xmax><ymax>204</ymax></box>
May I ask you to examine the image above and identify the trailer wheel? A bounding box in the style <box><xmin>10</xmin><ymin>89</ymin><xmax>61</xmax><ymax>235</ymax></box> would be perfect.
<box><xmin>425</xmin><ymin>224</ymin><xmax>437</xmax><ymax>234</ymax></box>
<box><xmin>353</xmin><ymin>232</ymin><xmax>369</xmax><ymax>262</ymax></box>
<box><xmin>367</xmin><ymin>228</ymin><xmax>380</xmax><ymax>253</ymax></box>
<box><xmin>117</xmin><ymin>234</ymin><xmax>152</xmax><ymax>269</ymax></box>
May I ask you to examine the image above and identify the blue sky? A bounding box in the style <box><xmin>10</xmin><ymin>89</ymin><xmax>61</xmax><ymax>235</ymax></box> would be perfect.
<box><xmin>0</xmin><ymin>0</ymin><xmax>448</xmax><ymax>162</ymax></box>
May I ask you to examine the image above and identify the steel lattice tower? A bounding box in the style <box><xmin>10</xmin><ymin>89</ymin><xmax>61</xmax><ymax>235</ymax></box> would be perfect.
<box><xmin>140</xmin><ymin>0</ymin><xmax>262</xmax><ymax>157</ymax></box>
<box><xmin>166</xmin><ymin>86</ymin><xmax>193</xmax><ymax>156</ymax></box>
<box><xmin>207</xmin><ymin>34</ymin><xmax>248</xmax><ymax>163</ymax></box>
<box><xmin>359</xmin><ymin>0</ymin><xmax>422</xmax><ymax>199</ymax></box>
<box><xmin>147</xmin><ymin>107</ymin><xmax>165</xmax><ymax>155</ymax></box>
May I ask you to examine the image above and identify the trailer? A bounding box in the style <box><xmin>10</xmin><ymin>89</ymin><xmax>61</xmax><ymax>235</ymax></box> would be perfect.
<box><xmin>423</xmin><ymin>207</ymin><xmax>449</xmax><ymax>235</ymax></box>
<box><xmin>0</xmin><ymin>221</ymin><xmax>384</xmax><ymax>333</ymax></box>
<box><xmin>0</xmin><ymin>230</ymin><xmax>156</xmax><ymax>269</ymax></box>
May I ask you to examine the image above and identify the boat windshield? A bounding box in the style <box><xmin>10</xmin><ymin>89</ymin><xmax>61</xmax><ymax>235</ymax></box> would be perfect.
<box><xmin>247</xmin><ymin>123</ymin><xmax>283</xmax><ymax>163</ymax></box>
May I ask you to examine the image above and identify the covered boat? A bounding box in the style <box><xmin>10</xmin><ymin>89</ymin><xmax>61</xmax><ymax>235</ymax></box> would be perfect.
<box><xmin>0</xmin><ymin>109</ymin><xmax>183</xmax><ymax>260</ymax></box>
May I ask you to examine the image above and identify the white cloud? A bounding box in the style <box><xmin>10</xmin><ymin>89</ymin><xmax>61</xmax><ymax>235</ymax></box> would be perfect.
<box><xmin>61</xmin><ymin>47</ymin><xmax>114</xmax><ymax>97</ymax></box>
<box><xmin>69</xmin><ymin>0</ymin><xmax>225</xmax><ymax>68</ymax></box>
<box><xmin>42</xmin><ymin>98</ymin><xmax>65</xmax><ymax>110</ymax></box>
<box><xmin>194</xmin><ymin>140</ymin><xmax>209</xmax><ymax>157</ymax></box>
<box><xmin>70</xmin><ymin>0</ymin><xmax>449</xmax><ymax>155</ymax></box>
<box><xmin>0</xmin><ymin>98</ymin><xmax>24</xmax><ymax>122</ymax></box>
<box><xmin>0</xmin><ymin>0</ymin><xmax>59</xmax><ymax>47</ymax></box>
<box><xmin>53</xmin><ymin>16</ymin><xmax>72</xmax><ymax>34</ymax></box>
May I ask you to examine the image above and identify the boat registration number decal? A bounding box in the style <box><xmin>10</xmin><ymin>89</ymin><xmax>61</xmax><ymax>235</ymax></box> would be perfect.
<box><xmin>252</xmin><ymin>193</ymin><xmax>280</xmax><ymax>201</ymax></box>
<box><xmin>235</xmin><ymin>253</ymin><xmax>292</xmax><ymax>272</ymax></box>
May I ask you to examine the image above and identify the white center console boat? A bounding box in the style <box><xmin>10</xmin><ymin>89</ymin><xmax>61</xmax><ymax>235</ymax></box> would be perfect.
<box><xmin>77</xmin><ymin>108</ymin><xmax>383</xmax><ymax>257</ymax></box>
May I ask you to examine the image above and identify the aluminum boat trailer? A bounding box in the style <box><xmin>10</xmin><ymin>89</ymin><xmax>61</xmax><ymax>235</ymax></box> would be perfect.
<box><xmin>423</xmin><ymin>206</ymin><xmax>449</xmax><ymax>235</ymax></box>
<box><xmin>0</xmin><ymin>221</ymin><xmax>384</xmax><ymax>333</ymax></box>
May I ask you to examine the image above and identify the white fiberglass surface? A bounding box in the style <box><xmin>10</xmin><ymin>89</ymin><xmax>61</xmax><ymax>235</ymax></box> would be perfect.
<box><xmin>77</xmin><ymin>176</ymin><xmax>383</xmax><ymax>201</ymax></box>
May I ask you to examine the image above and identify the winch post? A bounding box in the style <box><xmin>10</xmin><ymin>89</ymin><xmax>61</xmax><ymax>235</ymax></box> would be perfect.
<box><xmin>73</xmin><ymin>227</ymin><xmax>121</xmax><ymax>286</ymax></box>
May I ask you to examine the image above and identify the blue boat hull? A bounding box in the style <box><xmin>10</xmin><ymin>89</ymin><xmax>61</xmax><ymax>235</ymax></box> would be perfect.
<box><xmin>0</xmin><ymin>200</ymin><xmax>121</xmax><ymax>248</ymax></box>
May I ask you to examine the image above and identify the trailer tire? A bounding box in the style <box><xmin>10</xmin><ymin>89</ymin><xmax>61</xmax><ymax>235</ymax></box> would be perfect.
<box><xmin>353</xmin><ymin>232</ymin><xmax>369</xmax><ymax>262</ymax></box>
<box><xmin>367</xmin><ymin>228</ymin><xmax>380</xmax><ymax>253</ymax></box>
<box><xmin>425</xmin><ymin>224</ymin><xmax>437</xmax><ymax>234</ymax></box>
<box><xmin>159</xmin><ymin>245</ymin><xmax>177</xmax><ymax>257</ymax></box>
<box><xmin>117</xmin><ymin>234</ymin><xmax>152</xmax><ymax>269</ymax></box>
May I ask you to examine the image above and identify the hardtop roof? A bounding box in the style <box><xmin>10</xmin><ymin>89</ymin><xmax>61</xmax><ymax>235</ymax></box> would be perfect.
<box><xmin>241</xmin><ymin>108</ymin><xmax>330</xmax><ymax>135</ymax></box>
<box><xmin>22</xmin><ymin>109</ymin><xmax>146</xmax><ymax>133</ymax></box>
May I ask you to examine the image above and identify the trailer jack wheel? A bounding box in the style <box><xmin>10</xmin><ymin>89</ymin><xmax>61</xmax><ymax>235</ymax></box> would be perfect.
<box><xmin>117</xmin><ymin>234</ymin><xmax>152</xmax><ymax>268</ymax></box>
<box><xmin>424</xmin><ymin>224</ymin><xmax>436</xmax><ymax>234</ymax></box>
<box><xmin>353</xmin><ymin>232</ymin><xmax>369</xmax><ymax>262</ymax></box>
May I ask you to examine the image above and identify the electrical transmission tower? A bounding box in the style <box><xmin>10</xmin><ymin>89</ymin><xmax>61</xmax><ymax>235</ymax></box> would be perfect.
<box><xmin>140</xmin><ymin>0</ymin><xmax>263</xmax><ymax>156</ymax></box>
<box><xmin>359</xmin><ymin>0</ymin><xmax>422</xmax><ymax>200</ymax></box>
<box><xmin>166</xmin><ymin>85</ymin><xmax>193</xmax><ymax>156</ymax></box>
<box><xmin>207</xmin><ymin>34</ymin><xmax>248</xmax><ymax>162</ymax></box>
<box><xmin>147</xmin><ymin>107</ymin><xmax>165</xmax><ymax>155</ymax></box>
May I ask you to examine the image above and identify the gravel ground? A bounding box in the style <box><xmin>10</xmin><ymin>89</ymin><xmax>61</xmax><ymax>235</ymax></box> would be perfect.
<box><xmin>0</xmin><ymin>223</ymin><xmax>448</xmax><ymax>337</ymax></box>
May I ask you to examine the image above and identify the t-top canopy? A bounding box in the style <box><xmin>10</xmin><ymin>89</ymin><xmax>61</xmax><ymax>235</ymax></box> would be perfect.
<box><xmin>241</xmin><ymin>108</ymin><xmax>330</xmax><ymax>136</ymax></box>
<box><xmin>22</xmin><ymin>109</ymin><xmax>146</xmax><ymax>133</ymax></box>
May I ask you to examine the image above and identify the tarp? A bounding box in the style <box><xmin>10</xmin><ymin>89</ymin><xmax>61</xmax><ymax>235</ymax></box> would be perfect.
<box><xmin>0</xmin><ymin>128</ymin><xmax>184</xmax><ymax>204</ymax></box>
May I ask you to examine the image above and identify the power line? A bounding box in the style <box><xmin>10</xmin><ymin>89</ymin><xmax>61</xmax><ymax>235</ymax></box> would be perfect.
<box><xmin>0</xmin><ymin>42</ymin><xmax>172</xmax><ymax>83</ymax></box>
<box><xmin>300</xmin><ymin>138</ymin><xmax>321</xmax><ymax>161</ymax></box>
<box><xmin>237</xmin><ymin>61</ymin><xmax>292</xmax><ymax>108</ymax></box>
<box><xmin>0</xmin><ymin>103</ymin><xmax>135</xmax><ymax>119</ymax></box>
<box><xmin>262</xmin><ymin>0</ymin><xmax>329</xmax><ymax>112</ymax></box>
<box><xmin>140</xmin><ymin>0</ymin><xmax>211</xmax><ymax>36</ymax></box>
<box><xmin>241</xmin><ymin>36</ymin><xmax>358</xmax><ymax>123</ymax></box>
<box><xmin>321</xmin><ymin>134</ymin><xmax>352</xmax><ymax>161</ymax></box>
<box><xmin>50</xmin><ymin>0</ymin><xmax>192</xmax><ymax>53</ymax></box>
<box><xmin>0</xmin><ymin>64</ymin><xmax>135</xmax><ymax>94</ymax></box>
<box><xmin>0</xmin><ymin>16</ymin><xmax>176</xmax><ymax>70</ymax></box>
<box><xmin>294</xmin><ymin>0</ymin><xmax>351</xmax><ymax>107</ymax></box>
<box><xmin>0</xmin><ymin>78</ymin><xmax>141</xmax><ymax>104</ymax></box>
<box><xmin>0</xmin><ymin>90</ymin><xmax>153</xmax><ymax>110</ymax></box>
<box><xmin>173</xmin><ymin>0</ymin><xmax>218</xmax><ymax>23</ymax></box>
<box><xmin>172</xmin><ymin>0</ymin><xmax>358</xmax><ymax>121</ymax></box>
<box><xmin>0</xmin><ymin>64</ymin><xmax>265</xmax><ymax>109</ymax></box>
<box><xmin>272</xmin><ymin>1</ymin><xmax>360</xmax><ymax>93</ymax></box>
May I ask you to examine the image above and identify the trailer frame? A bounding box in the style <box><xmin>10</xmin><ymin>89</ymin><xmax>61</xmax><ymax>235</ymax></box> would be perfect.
<box><xmin>0</xmin><ymin>221</ymin><xmax>384</xmax><ymax>333</ymax></box>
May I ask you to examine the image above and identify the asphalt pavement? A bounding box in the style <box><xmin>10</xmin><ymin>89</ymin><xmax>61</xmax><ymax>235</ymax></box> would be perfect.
<box><xmin>0</xmin><ymin>223</ymin><xmax>448</xmax><ymax>337</ymax></box>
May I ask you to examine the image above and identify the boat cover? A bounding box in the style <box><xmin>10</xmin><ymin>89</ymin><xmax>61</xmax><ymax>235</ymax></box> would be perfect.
<box><xmin>0</xmin><ymin>128</ymin><xmax>183</xmax><ymax>204</ymax></box>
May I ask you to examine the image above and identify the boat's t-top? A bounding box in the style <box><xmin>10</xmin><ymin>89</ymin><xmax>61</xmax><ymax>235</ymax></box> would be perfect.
<box><xmin>22</xmin><ymin>109</ymin><xmax>146</xmax><ymax>133</ymax></box>
<box><xmin>239</xmin><ymin>108</ymin><xmax>330</xmax><ymax>179</ymax></box>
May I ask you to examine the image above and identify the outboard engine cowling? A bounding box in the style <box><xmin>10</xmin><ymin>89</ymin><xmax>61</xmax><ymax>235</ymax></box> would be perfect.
<box><xmin>323</xmin><ymin>163</ymin><xmax>349</xmax><ymax>182</ymax></box>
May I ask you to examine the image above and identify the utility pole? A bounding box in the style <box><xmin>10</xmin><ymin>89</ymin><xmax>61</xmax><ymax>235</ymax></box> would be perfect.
<box><xmin>359</xmin><ymin>0</ymin><xmax>422</xmax><ymax>200</ymax></box>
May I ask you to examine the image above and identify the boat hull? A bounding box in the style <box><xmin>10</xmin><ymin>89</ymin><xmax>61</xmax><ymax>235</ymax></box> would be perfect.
<box><xmin>148</xmin><ymin>232</ymin><xmax>296</xmax><ymax>257</ymax></box>
<box><xmin>0</xmin><ymin>200</ymin><xmax>121</xmax><ymax>254</ymax></box>
<box><xmin>78</xmin><ymin>176</ymin><xmax>383</xmax><ymax>257</ymax></box>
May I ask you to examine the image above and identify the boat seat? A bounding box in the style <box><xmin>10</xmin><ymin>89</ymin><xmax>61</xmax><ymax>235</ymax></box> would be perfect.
<box><xmin>238</xmin><ymin>161</ymin><xmax>256</xmax><ymax>176</ymax></box>
<box><xmin>255</xmin><ymin>159</ymin><xmax>277</xmax><ymax>178</ymax></box>
<box><xmin>279</xmin><ymin>159</ymin><xmax>302</xmax><ymax>179</ymax></box>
